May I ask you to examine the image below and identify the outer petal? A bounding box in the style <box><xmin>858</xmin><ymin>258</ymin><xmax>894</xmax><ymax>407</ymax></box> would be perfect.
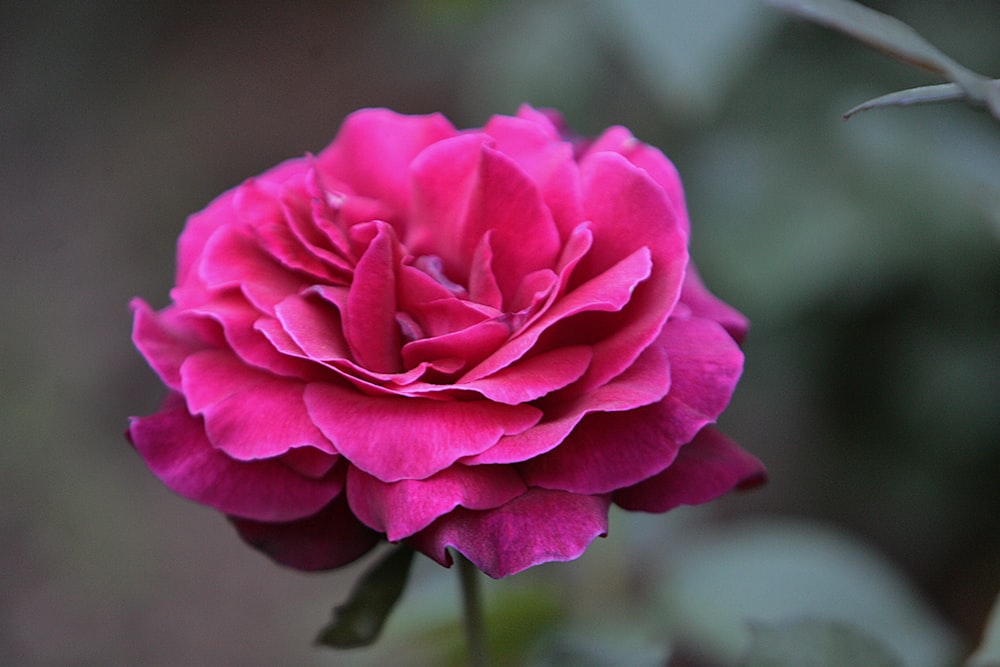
<box><xmin>180</xmin><ymin>349</ymin><xmax>336</xmax><ymax>460</ymax></box>
<box><xmin>127</xmin><ymin>394</ymin><xmax>342</xmax><ymax>522</ymax></box>
<box><xmin>346</xmin><ymin>465</ymin><xmax>526</xmax><ymax>541</ymax></box>
<box><xmin>518</xmin><ymin>401</ymin><xmax>687</xmax><ymax>495</ymax></box>
<box><xmin>408</xmin><ymin>489</ymin><xmax>610</xmax><ymax>578</ymax></box>
<box><xmin>304</xmin><ymin>383</ymin><xmax>542</xmax><ymax>481</ymax></box>
<box><xmin>680</xmin><ymin>264</ymin><xmax>749</xmax><ymax>343</ymax></box>
<box><xmin>131</xmin><ymin>299</ymin><xmax>214</xmax><ymax>391</ymax></box>
<box><xmin>613</xmin><ymin>427</ymin><xmax>766</xmax><ymax>512</ymax></box>
<box><xmin>230</xmin><ymin>492</ymin><xmax>381</xmax><ymax>571</ymax></box>
<box><xmin>583</xmin><ymin>125</ymin><xmax>690</xmax><ymax>237</ymax></box>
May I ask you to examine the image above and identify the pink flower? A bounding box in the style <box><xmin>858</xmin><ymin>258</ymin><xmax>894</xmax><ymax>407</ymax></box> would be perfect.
<box><xmin>128</xmin><ymin>107</ymin><xmax>765</xmax><ymax>578</ymax></box>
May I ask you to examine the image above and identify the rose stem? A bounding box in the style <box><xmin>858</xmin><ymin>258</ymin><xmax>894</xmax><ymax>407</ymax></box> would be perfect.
<box><xmin>457</xmin><ymin>551</ymin><xmax>488</xmax><ymax>667</ymax></box>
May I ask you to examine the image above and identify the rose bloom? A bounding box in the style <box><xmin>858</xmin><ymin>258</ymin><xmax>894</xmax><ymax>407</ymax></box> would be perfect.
<box><xmin>128</xmin><ymin>106</ymin><xmax>765</xmax><ymax>578</ymax></box>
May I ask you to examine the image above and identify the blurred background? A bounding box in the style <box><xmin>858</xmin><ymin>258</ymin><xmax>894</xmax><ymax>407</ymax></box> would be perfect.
<box><xmin>3</xmin><ymin>1</ymin><xmax>999</xmax><ymax>665</ymax></box>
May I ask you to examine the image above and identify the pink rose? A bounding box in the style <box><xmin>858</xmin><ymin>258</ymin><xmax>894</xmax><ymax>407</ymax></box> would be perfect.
<box><xmin>128</xmin><ymin>106</ymin><xmax>765</xmax><ymax>578</ymax></box>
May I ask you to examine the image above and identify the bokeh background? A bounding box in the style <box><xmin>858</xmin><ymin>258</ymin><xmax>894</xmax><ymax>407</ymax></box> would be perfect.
<box><xmin>3</xmin><ymin>1</ymin><xmax>999</xmax><ymax>665</ymax></box>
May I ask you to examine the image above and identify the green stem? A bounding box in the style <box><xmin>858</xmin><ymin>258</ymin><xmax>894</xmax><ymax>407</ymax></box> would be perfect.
<box><xmin>457</xmin><ymin>552</ymin><xmax>488</xmax><ymax>667</ymax></box>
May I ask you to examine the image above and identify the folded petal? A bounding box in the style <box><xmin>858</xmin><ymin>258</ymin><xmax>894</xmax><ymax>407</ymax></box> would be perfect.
<box><xmin>613</xmin><ymin>427</ymin><xmax>766</xmax><ymax>512</ymax></box>
<box><xmin>463</xmin><ymin>337</ymin><xmax>671</xmax><ymax>464</ymax></box>
<box><xmin>344</xmin><ymin>222</ymin><xmax>402</xmax><ymax>373</ymax></box>
<box><xmin>127</xmin><ymin>394</ymin><xmax>342</xmax><ymax>522</ymax></box>
<box><xmin>304</xmin><ymin>383</ymin><xmax>542</xmax><ymax>481</ymax></box>
<box><xmin>408</xmin><ymin>489</ymin><xmax>610</xmax><ymax>579</ymax></box>
<box><xmin>230</xmin><ymin>492</ymin><xmax>381</xmax><ymax>571</ymax></box>
<box><xmin>347</xmin><ymin>464</ymin><xmax>526</xmax><ymax>541</ymax></box>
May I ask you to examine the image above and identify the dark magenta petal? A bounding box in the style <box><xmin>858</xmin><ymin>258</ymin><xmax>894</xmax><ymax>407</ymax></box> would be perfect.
<box><xmin>127</xmin><ymin>394</ymin><xmax>342</xmax><ymax>522</ymax></box>
<box><xmin>304</xmin><ymin>383</ymin><xmax>542</xmax><ymax>482</ymax></box>
<box><xmin>230</xmin><ymin>493</ymin><xmax>381</xmax><ymax>571</ymax></box>
<box><xmin>408</xmin><ymin>489</ymin><xmax>610</xmax><ymax>579</ymax></box>
<box><xmin>346</xmin><ymin>465</ymin><xmax>526</xmax><ymax>541</ymax></box>
<box><xmin>613</xmin><ymin>427</ymin><xmax>767</xmax><ymax>512</ymax></box>
<box><xmin>317</xmin><ymin>108</ymin><xmax>456</xmax><ymax>220</ymax></box>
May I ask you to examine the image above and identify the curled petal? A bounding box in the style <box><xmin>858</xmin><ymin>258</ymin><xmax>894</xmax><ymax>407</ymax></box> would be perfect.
<box><xmin>127</xmin><ymin>394</ymin><xmax>342</xmax><ymax>522</ymax></box>
<box><xmin>347</xmin><ymin>465</ymin><xmax>526</xmax><ymax>541</ymax></box>
<box><xmin>613</xmin><ymin>427</ymin><xmax>766</xmax><ymax>512</ymax></box>
<box><xmin>131</xmin><ymin>299</ymin><xmax>213</xmax><ymax>390</ymax></box>
<box><xmin>464</xmin><ymin>337</ymin><xmax>671</xmax><ymax>465</ymax></box>
<box><xmin>230</xmin><ymin>492</ymin><xmax>380</xmax><ymax>571</ymax></box>
<box><xmin>305</xmin><ymin>383</ymin><xmax>542</xmax><ymax>481</ymax></box>
<box><xmin>409</xmin><ymin>489</ymin><xmax>610</xmax><ymax>579</ymax></box>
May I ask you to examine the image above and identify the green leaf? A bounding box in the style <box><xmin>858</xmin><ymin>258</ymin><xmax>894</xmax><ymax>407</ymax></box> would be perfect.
<box><xmin>968</xmin><ymin>587</ymin><xmax>1000</xmax><ymax>667</ymax></box>
<box><xmin>762</xmin><ymin>0</ymin><xmax>1000</xmax><ymax>121</ymax></box>
<box><xmin>843</xmin><ymin>82</ymin><xmax>970</xmax><ymax>120</ymax></box>
<box><xmin>743</xmin><ymin>619</ymin><xmax>903</xmax><ymax>667</ymax></box>
<box><xmin>315</xmin><ymin>545</ymin><xmax>415</xmax><ymax>649</ymax></box>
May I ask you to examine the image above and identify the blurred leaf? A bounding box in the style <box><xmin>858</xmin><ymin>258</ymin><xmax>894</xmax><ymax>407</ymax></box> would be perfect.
<box><xmin>315</xmin><ymin>545</ymin><xmax>415</xmax><ymax>649</ymax></box>
<box><xmin>743</xmin><ymin>619</ymin><xmax>903</xmax><ymax>667</ymax></box>
<box><xmin>659</xmin><ymin>519</ymin><xmax>961</xmax><ymax>667</ymax></box>
<box><xmin>763</xmin><ymin>0</ymin><xmax>1000</xmax><ymax>120</ymax></box>
<box><xmin>843</xmin><ymin>81</ymin><xmax>970</xmax><ymax>119</ymax></box>
<box><xmin>968</xmin><ymin>587</ymin><xmax>1000</xmax><ymax>667</ymax></box>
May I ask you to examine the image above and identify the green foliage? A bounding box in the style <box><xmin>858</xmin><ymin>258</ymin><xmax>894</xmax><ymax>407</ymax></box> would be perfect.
<box><xmin>763</xmin><ymin>0</ymin><xmax>1000</xmax><ymax>120</ymax></box>
<box><xmin>315</xmin><ymin>545</ymin><xmax>415</xmax><ymax>649</ymax></box>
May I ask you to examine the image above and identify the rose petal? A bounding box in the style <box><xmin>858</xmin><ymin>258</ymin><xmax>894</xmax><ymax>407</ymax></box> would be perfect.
<box><xmin>180</xmin><ymin>350</ymin><xmax>335</xmax><ymax>460</ymax></box>
<box><xmin>198</xmin><ymin>224</ymin><xmax>304</xmax><ymax>314</ymax></box>
<box><xmin>230</xmin><ymin>492</ymin><xmax>380</xmax><ymax>571</ymax></box>
<box><xmin>681</xmin><ymin>264</ymin><xmax>749</xmax><ymax>343</ymax></box>
<box><xmin>131</xmin><ymin>299</ymin><xmax>213</xmax><ymax>390</ymax></box>
<box><xmin>304</xmin><ymin>383</ymin><xmax>542</xmax><ymax>481</ymax></box>
<box><xmin>583</xmin><ymin>125</ymin><xmax>690</xmax><ymax>237</ymax></box>
<box><xmin>519</xmin><ymin>399</ymin><xmax>691</xmax><ymax>495</ymax></box>
<box><xmin>655</xmin><ymin>315</ymin><xmax>745</xmax><ymax>446</ymax></box>
<box><xmin>317</xmin><ymin>108</ymin><xmax>456</xmax><ymax>221</ymax></box>
<box><xmin>127</xmin><ymin>394</ymin><xmax>342</xmax><ymax>521</ymax></box>
<box><xmin>573</xmin><ymin>151</ymin><xmax>689</xmax><ymax>393</ymax></box>
<box><xmin>453</xmin><ymin>345</ymin><xmax>593</xmax><ymax>404</ymax></box>
<box><xmin>462</xmin><ymin>333</ymin><xmax>671</xmax><ymax>465</ymax></box>
<box><xmin>344</xmin><ymin>222</ymin><xmax>402</xmax><ymax>373</ymax></box>
<box><xmin>181</xmin><ymin>291</ymin><xmax>320</xmax><ymax>379</ymax></box>
<box><xmin>408</xmin><ymin>489</ymin><xmax>610</xmax><ymax>579</ymax></box>
<box><xmin>613</xmin><ymin>427</ymin><xmax>767</xmax><ymax>512</ymax></box>
<box><xmin>347</xmin><ymin>464</ymin><xmax>526</xmax><ymax>541</ymax></box>
<box><xmin>459</xmin><ymin>245</ymin><xmax>652</xmax><ymax>384</ymax></box>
